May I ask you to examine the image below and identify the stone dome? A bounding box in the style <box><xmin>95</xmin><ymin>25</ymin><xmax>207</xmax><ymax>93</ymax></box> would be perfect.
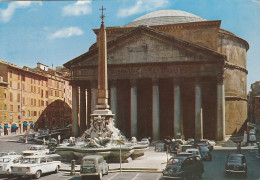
<box><xmin>124</xmin><ymin>10</ymin><xmax>205</xmax><ymax>27</ymax></box>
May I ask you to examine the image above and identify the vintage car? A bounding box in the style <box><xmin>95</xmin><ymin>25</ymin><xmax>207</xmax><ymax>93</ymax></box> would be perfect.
<box><xmin>11</xmin><ymin>155</ymin><xmax>61</xmax><ymax>179</ymax></box>
<box><xmin>0</xmin><ymin>155</ymin><xmax>22</xmax><ymax>176</ymax></box>
<box><xmin>195</xmin><ymin>140</ymin><xmax>214</xmax><ymax>151</ymax></box>
<box><xmin>186</xmin><ymin>148</ymin><xmax>201</xmax><ymax>159</ymax></box>
<box><xmin>199</xmin><ymin>145</ymin><xmax>212</xmax><ymax>161</ymax></box>
<box><xmin>154</xmin><ymin>142</ymin><xmax>166</xmax><ymax>152</ymax></box>
<box><xmin>163</xmin><ymin>155</ymin><xmax>204</xmax><ymax>179</ymax></box>
<box><xmin>0</xmin><ymin>152</ymin><xmax>17</xmax><ymax>157</ymax></box>
<box><xmin>139</xmin><ymin>138</ymin><xmax>150</xmax><ymax>145</ymax></box>
<box><xmin>22</xmin><ymin>145</ymin><xmax>49</xmax><ymax>156</ymax></box>
<box><xmin>80</xmin><ymin>155</ymin><xmax>108</xmax><ymax>180</ymax></box>
<box><xmin>225</xmin><ymin>153</ymin><xmax>247</xmax><ymax>176</ymax></box>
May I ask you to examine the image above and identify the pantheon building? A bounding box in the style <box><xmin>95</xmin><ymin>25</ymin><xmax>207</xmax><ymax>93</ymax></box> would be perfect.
<box><xmin>64</xmin><ymin>10</ymin><xmax>248</xmax><ymax>141</ymax></box>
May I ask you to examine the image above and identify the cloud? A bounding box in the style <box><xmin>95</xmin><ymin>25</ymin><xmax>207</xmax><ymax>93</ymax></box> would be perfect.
<box><xmin>62</xmin><ymin>0</ymin><xmax>92</xmax><ymax>16</ymax></box>
<box><xmin>117</xmin><ymin>0</ymin><xmax>169</xmax><ymax>18</ymax></box>
<box><xmin>0</xmin><ymin>1</ymin><xmax>42</xmax><ymax>23</ymax></box>
<box><xmin>48</xmin><ymin>27</ymin><xmax>84</xmax><ymax>39</ymax></box>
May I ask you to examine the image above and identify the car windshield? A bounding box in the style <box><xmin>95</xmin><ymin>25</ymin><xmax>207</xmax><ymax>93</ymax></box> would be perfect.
<box><xmin>228</xmin><ymin>156</ymin><xmax>242</xmax><ymax>163</ymax></box>
<box><xmin>0</xmin><ymin>153</ymin><xmax>8</xmax><ymax>157</ymax></box>
<box><xmin>0</xmin><ymin>158</ymin><xmax>11</xmax><ymax>163</ymax></box>
<box><xmin>29</xmin><ymin>146</ymin><xmax>40</xmax><ymax>150</ymax></box>
<box><xmin>168</xmin><ymin>158</ymin><xmax>183</xmax><ymax>165</ymax></box>
<box><xmin>82</xmin><ymin>159</ymin><xmax>95</xmax><ymax>165</ymax></box>
<box><xmin>199</xmin><ymin>146</ymin><xmax>209</xmax><ymax>151</ymax></box>
<box><xmin>187</xmin><ymin>150</ymin><xmax>199</xmax><ymax>155</ymax></box>
<box><xmin>21</xmin><ymin>158</ymin><xmax>38</xmax><ymax>164</ymax></box>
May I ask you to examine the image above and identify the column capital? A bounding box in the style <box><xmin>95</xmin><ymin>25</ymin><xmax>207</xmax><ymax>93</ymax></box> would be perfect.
<box><xmin>91</xmin><ymin>80</ymin><xmax>97</xmax><ymax>88</ymax></box>
<box><xmin>110</xmin><ymin>80</ymin><xmax>117</xmax><ymax>87</ymax></box>
<box><xmin>130</xmin><ymin>79</ymin><xmax>137</xmax><ymax>87</ymax></box>
<box><xmin>217</xmin><ymin>75</ymin><xmax>224</xmax><ymax>84</ymax></box>
<box><xmin>152</xmin><ymin>78</ymin><xmax>159</xmax><ymax>86</ymax></box>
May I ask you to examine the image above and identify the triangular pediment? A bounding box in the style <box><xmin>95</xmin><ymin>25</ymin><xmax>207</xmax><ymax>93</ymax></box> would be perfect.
<box><xmin>64</xmin><ymin>26</ymin><xmax>226</xmax><ymax>68</ymax></box>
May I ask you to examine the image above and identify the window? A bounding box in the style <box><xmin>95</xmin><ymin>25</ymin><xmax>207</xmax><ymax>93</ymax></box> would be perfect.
<box><xmin>17</xmin><ymin>93</ymin><xmax>20</xmax><ymax>102</ymax></box>
<box><xmin>46</xmin><ymin>101</ymin><xmax>48</xmax><ymax>106</ymax></box>
<box><xmin>9</xmin><ymin>71</ymin><xmax>12</xmax><ymax>78</ymax></box>
<box><xmin>41</xmin><ymin>90</ymin><xmax>43</xmax><ymax>98</ymax></box>
<box><xmin>10</xmin><ymin>105</ymin><xmax>13</xmax><ymax>111</ymax></box>
<box><xmin>10</xmin><ymin>93</ymin><xmax>13</xmax><ymax>101</ymax></box>
<box><xmin>22</xmin><ymin>83</ymin><xmax>25</xmax><ymax>90</ymax></box>
<box><xmin>34</xmin><ymin>99</ymin><xmax>36</xmax><ymax>106</ymax></box>
<box><xmin>28</xmin><ymin>111</ymin><xmax>30</xmax><ymax>116</ymax></box>
<box><xmin>4</xmin><ymin>93</ymin><xmax>6</xmax><ymax>98</ymax></box>
<box><xmin>46</xmin><ymin>91</ymin><xmax>48</xmax><ymax>98</ymax></box>
<box><xmin>18</xmin><ymin>105</ymin><xmax>20</xmax><ymax>112</ymax></box>
<box><xmin>4</xmin><ymin>104</ymin><xmax>7</xmax><ymax>110</ymax></box>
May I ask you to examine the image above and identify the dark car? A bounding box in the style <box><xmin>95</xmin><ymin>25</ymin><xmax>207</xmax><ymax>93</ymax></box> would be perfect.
<box><xmin>169</xmin><ymin>141</ymin><xmax>181</xmax><ymax>155</ymax></box>
<box><xmin>163</xmin><ymin>155</ymin><xmax>204</xmax><ymax>179</ymax></box>
<box><xmin>225</xmin><ymin>153</ymin><xmax>247</xmax><ymax>176</ymax></box>
<box><xmin>195</xmin><ymin>141</ymin><xmax>213</xmax><ymax>151</ymax></box>
<box><xmin>199</xmin><ymin>145</ymin><xmax>212</xmax><ymax>161</ymax></box>
<box><xmin>155</xmin><ymin>142</ymin><xmax>166</xmax><ymax>152</ymax></box>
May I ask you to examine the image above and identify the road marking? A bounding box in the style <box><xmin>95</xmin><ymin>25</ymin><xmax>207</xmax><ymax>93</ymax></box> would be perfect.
<box><xmin>156</xmin><ymin>173</ymin><xmax>161</xmax><ymax>180</ymax></box>
<box><xmin>108</xmin><ymin>172</ymin><xmax>120</xmax><ymax>180</ymax></box>
<box><xmin>132</xmin><ymin>173</ymin><xmax>139</xmax><ymax>180</ymax></box>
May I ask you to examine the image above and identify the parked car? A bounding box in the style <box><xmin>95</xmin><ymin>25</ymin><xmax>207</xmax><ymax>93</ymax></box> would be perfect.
<box><xmin>0</xmin><ymin>155</ymin><xmax>23</xmax><ymax>176</ymax></box>
<box><xmin>154</xmin><ymin>142</ymin><xmax>166</xmax><ymax>152</ymax></box>
<box><xmin>139</xmin><ymin>138</ymin><xmax>150</xmax><ymax>145</ymax></box>
<box><xmin>225</xmin><ymin>153</ymin><xmax>247</xmax><ymax>176</ymax></box>
<box><xmin>22</xmin><ymin>145</ymin><xmax>49</xmax><ymax>156</ymax></box>
<box><xmin>195</xmin><ymin>140</ymin><xmax>214</xmax><ymax>151</ymax></box>
<box><xmin>163</xmin><ymin>155</ymin><xmax>204</xmax><ymax>179</ymax></box>
<box><xmin>186</xmin><ymin>148</ymin><xmax>201</xmax><ymax>159</ymax></box>
<box><xmin>199</xmin><ymin>145</ymin><xmax>212</xmax><ymax>161</ymax></box>
<box><xmin>80</xmin><ymin>155</ymin><xmax>108</xmax><ymax>180</ymax></box>
<box><xmin>11</xmin><ymin>155</ymin><xmax>61</xmax><ymax>179</ymax></box>
<box><xmin>169</xmin><ymin>141</ymin><xmax>181</xmax><ymax>155</ymax></box>
<box><xmin>0</xmin><ymin>152</ymin><xmax>16</xmax><ymax>157</ymax></box>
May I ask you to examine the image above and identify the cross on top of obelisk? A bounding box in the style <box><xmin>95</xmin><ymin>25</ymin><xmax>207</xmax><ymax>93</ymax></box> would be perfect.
<box><xmin>99</xmin><ymin>6</ymin><xmax>106</xmax><ymax>24</ymax></box>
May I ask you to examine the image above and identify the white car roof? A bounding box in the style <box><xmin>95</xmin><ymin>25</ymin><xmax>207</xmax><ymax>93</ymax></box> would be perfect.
<box><xmin>186</xmin><ymin>148</ymin><xmax>199</xmax><ymax>152</ymax></box>
<box><xmin>0</xmin><ymin>155</ymin><xmax>22</xmax><ymax>160</ymax></box>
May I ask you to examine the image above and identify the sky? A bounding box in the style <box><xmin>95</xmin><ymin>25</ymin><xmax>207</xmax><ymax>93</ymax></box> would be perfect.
<box><xmin>0</xmin><ymin>0</ymin><xmax>259</xmax><ymax>91</ymax></box>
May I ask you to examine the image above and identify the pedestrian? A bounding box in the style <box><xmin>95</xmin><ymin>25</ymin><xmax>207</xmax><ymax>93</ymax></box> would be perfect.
<box><xmin>58</xmin><ymin>135</ymin><xmax>61</xmax><ymax>145</ymax></box>
<box><xmin>43</xmin><ymin>137</ymin><xmax>46</xmax><ymax>145</ymax></box>
<box><xmin>24</xmin><ymin>136</ymin><xmax>28</xmax><ymax>144</ymax></box>
<box><xmin>237</xmin><ymin>141</ymin><xmax>241</xmax><ymax>154</ymax></box>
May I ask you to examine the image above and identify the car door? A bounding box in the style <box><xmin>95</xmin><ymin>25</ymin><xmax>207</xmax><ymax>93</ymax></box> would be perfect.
<box><xmin>180</xmin><ymin>158</ymin><xmax>192</xmax><ymax>178</ymax></box>
<box><xmin>40</xmin><ymin>157</ymin><xmax>48</xmax><ymax>173</ymax></box>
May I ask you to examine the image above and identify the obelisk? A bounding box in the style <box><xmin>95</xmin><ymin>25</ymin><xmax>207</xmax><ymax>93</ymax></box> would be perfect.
<box><xmin>85</xmin><ymin>6</ymin><xmax>122</xmax><ymax>140</ymax></box>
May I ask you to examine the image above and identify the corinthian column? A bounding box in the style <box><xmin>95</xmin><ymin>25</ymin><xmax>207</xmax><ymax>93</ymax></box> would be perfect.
<box><xmin>195</xmin><ymin>80</ymin><xmax>203</xmax><ymax>141</ymax></box>
<box><xmin>72</xmin><ymin>85</ymin><xmax>79</xmax><ymax>137</ymax></box>
<box><xmin>152</xmin><ymin>79</ymin><xmax>160</xmax><ymax>141</ymax></box>
<box><xmin>174</xmin><ymin>79</ymin><xmax>181</xmax><ymax>138</ymax></box>
<box><xmin>130</xmin><ymin>79</ymin><xmax>138</xmax><ymax>137</ymax></box>
<box><xmin>217</xmin><ymin>76</ymin><xmax>225</xmax><ymax>141</ymax></box>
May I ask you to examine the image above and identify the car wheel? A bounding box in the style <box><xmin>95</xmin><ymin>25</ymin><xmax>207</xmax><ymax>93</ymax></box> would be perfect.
<box><xmin>35</xmin><ymin>170</ymin><xmax>41</xmax><ymax>179</ymax></box>
<box><xmin>55</xmin><ymin>166</ymin><xmax>59</xmax><ymax>173</ymax></box>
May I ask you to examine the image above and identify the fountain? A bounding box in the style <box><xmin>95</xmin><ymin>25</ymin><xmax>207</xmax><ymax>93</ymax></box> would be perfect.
<box><xmin>55</xmin><ymin>6</ymin><xmax>148</xmax><ymax>163</ymax></box>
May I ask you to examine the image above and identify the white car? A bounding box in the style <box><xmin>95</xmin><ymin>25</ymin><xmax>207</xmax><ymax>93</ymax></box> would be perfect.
<box><xmin>22</xmin><ymin>145</ymin><xmax>49</xmax><ymax>156</ymax></box>
<box><xmin>11</xmin><ymin>155</ymin><xmax>61</xmax><ymax>179</ymax></box>
<box><xmin>186</xmin><ymin>148</ymin><xmax>201</xmax><ymax>159</ymax></box>
<box><xmin>0</xmin><ymin>152</ymin><xmax>17</xmax><ymax>157</ymax></box>
<box><xmin>139</xmin><ymin>138</ymin><xmax>150</xmax><ymax>145</ymax></box>
<box><xmin>0</xmin><ymin>155</ymin><xmax>23</xmax><ymax>175</ymax></box>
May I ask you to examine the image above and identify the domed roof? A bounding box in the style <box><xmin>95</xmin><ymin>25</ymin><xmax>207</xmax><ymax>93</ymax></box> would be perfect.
<box><xmin>124</xmin><ymin>10</ymin><xmax>205</xmax><ymax>27</ymax></box>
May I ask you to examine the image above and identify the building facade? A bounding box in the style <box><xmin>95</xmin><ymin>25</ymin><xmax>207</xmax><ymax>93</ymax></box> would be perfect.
<box><xmin>0</xmin><ymin>60</ymin><xmax>72</xmax><ymax>135</ymax></box>
<box><xmin>248</xmin><ymin>81</ymin><xmax>260</xmax><ymax>125</ymax></box>
<box><xmin>64</xmin><ymin>10</ymin><xmax>248</xmax><ymax>141</ymax></box>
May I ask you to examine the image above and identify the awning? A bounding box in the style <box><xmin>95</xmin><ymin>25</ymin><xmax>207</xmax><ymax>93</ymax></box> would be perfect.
<box><xmin>23</xmin><ymin>123</ymin><xmax>28</xmax><ymax>126</ymax></box>
<box><xmin>0</xmin><ymin>126</ymin><xmax>2</xmax><ymax>129</ymax></box>
<box><xmin>30</xmin><ymin>123</ymin><xmax>35</xmax><ymax>126</ymax></box>
<box><xmin>12</xmin><ymin>125</ymin><xmax>18</xmax><ymax>129</ymax></box>
<box><xmin>4</xmin><ymin>125</ymin><xmax>10</xmax><ymax>128</ymax></box>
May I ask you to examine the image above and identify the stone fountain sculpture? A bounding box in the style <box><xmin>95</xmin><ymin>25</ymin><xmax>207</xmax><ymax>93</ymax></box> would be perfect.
<box><xmin>56</xmin><ymin>7</ymin><xmax>147</xmax><ymax>162</ymax></box>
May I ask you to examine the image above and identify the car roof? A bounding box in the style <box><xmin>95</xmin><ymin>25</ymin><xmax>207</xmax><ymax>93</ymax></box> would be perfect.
<box><xmin>0</xmin><ymin>155</ymin><xmax>22</xmax><ymax>159</ymax></box>
<box><xmin>186</xmin><ymin>148</ymin><xmax>199</xmax><ymax>151</ymax></box>
<box><xmin>176</xmin><ymin>152</ymin><xmax>193</xmax><ymax>157</ymax></box>
<box><xmin>24</xmin><ymin>155</ymin><xmax>49</xmax><ymax>158</ymax></box>
<box><xmin>228</xmin><ymin>153</ymin><xmax>244</xmax><ymax>157</ymax></box>
<box><xmin>82</xmin><ymin>155</ymin><xmax>104</xmax><ymax>160</ymax></box>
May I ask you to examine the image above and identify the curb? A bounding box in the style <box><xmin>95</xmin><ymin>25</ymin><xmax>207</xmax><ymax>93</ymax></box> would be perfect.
<box><xmin>59</xmin><ymin>167</ymin><xmax>161</xmax><ymax>173</ymax></box>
